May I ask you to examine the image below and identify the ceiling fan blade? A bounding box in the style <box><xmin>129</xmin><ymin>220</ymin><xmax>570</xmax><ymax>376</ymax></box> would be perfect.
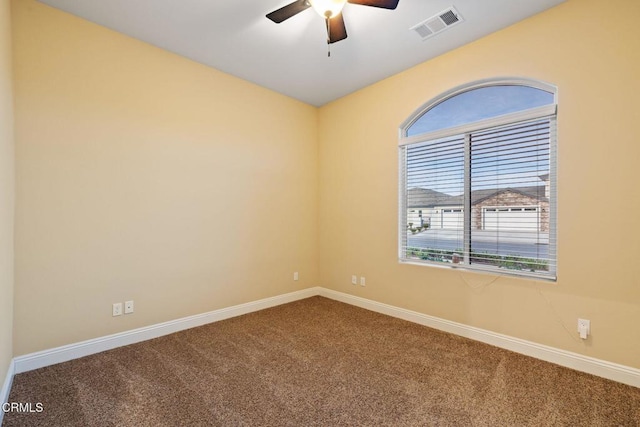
<box><xmin>266</xmin><ymin>0</ymin><xmax>311</xmax><ymax>23</ymax></box>
<box><xmin>328</xmin><ymin>13</ymin><xmax>348</xmax><ymax>44</ymax></box>
<box><xmin>347</xmin><ymin>0</ymin><xmax>399</xmax><ymax>10</ymax></box>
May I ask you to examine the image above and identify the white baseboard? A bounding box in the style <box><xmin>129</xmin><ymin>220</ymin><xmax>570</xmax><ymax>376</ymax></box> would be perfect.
<box><xmin>0</xmin><ymin>358</ymin><xmax>16</xmax><ymax>425</ymax></box>
<box><xmin>10</xmin><ymin>286</ymin><xmax>640</xmax><ymax>390</ymax></box>
<box><xmin>13</xmin><ymin>287</ymin><xmax>321</xmax><ymax>374</ymax></box>
<box><xmin>318</xmin><ymin>288</ymin><xmax>640</xmax><ymax>389</ymax></box>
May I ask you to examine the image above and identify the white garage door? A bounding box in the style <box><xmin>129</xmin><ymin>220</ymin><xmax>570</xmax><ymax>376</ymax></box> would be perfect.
<box><xmin>483</xmin><ymin>207</ymin><xmax>539</xmax><ymax>231</ymax></box>
<box><xmin>441</xmin><ymin>209</ymin><xmax>464</xmax><ymax>229</ymax></box>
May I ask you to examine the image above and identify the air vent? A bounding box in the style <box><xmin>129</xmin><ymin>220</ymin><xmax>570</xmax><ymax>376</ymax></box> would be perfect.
<box><xmin>439</xmin><ymin>10</ymin><xmax>459</xmax><ymax>26</ymax></box>
<box><xmin>411</xmin><ymin>7</ymin><xmax>463</xmax><ymax>41</ymax></box>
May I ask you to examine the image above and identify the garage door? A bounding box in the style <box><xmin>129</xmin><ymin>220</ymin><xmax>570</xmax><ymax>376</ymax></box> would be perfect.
<box><xmin>483</xmin><ymin>207</ymin><xmax>539</xmax><ymax>231</ymax></box>
<box><xmin>441</xmin><ymin>209</ymin><xmax>464</xmax><ymax>229</ymax></box>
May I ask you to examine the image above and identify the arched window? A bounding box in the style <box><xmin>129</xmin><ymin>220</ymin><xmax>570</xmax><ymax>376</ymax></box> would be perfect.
<box><xmin>399</xmin><ymin>78</ymin><xmax>557</xmax><ymax>280</ymax></box>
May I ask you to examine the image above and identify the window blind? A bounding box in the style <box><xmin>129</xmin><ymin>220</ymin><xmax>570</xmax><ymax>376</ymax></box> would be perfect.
<box><xmin>400</xmin><ymin>115</ymin><xmax>556</xmax><ymax>280</ymax></box>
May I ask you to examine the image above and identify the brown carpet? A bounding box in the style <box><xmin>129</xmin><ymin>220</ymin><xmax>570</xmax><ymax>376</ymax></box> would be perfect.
<box><xmin>4</xmin><ymin>296</ymin><xmax>640</xmax><ymax>426</ymax></box>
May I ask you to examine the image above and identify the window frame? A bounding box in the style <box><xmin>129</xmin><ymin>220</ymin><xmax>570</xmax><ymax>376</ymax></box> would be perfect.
<box><xmin>398</xmin><ymin>78</ymin><xmax>557</xmax><ymax>281</ymax></box>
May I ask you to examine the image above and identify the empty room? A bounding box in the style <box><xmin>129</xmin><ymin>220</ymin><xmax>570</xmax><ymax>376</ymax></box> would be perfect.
<box><xmin>1</xmin><ymin>0</ymin><xmax>639</xmax><ymax>425</ymax></box>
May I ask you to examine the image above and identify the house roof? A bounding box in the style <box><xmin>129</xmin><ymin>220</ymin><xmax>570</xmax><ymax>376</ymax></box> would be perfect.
<box><xmin>407</xmin><ymin>186</ymin><xmax>547</xmax><ymax>208</ymax></box>
<box><xmin>407</xmin><ymin>188</ymin><xmax>451</xmax><ymax>208</ymax></box>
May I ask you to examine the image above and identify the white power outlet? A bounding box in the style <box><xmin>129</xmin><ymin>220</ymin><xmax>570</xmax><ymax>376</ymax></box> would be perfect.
<box><xmin>112</xmin><ymin>302</ymin><xmax>123</xmax><ymax>317</ymax></box>
<box><xmin>577</xmin><ymin>318</ymin><xmax>590</xmax><ymax>339</ymax></box>
<box><xmin>351</xmin><ymin>275</ymin><xmax>357</xmax><ymax>285</ymax></box>
<box><xmin>124</xmin><ymin>300</ymin><xmax>134</xmax><ymax>314</ymax></box>
<box><xmin>360</xmin><ymin>277</ymin><xmax>366</xmax><ymax>287</ymax></box>
<box><xmin>293</xmin><ymin>272</ymin><xmax>299</xmax><ymax>281</ymax></box>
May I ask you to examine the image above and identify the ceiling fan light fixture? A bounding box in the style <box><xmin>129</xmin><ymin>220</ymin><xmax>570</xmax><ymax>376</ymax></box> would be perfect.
<box><xmin>309</xmin><ymin>0</ymin><xmax>347</xmax><ymax>19</ymax></box>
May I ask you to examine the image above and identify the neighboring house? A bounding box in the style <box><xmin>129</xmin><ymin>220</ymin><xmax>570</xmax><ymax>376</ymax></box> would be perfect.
<box><xmin>407</xmin><ymin>177</ymin><xmax>549</xmax><ymax>232</ymax></box>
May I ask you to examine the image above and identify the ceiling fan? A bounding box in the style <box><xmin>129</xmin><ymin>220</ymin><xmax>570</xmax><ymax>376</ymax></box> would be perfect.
<box><xmin>266</xmin><ymin>0</ymin><xmax>400</xmax><ymax>51</ymax></box>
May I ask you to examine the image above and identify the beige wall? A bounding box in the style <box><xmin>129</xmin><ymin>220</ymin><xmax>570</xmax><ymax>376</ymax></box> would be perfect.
<box><xmin>0</xmin><ymin>0</ymin><xmax>15</xmax><ymax>383</ymax></box>
<box><xmin>12</xmin><ymin>0</ymin><xmax>318</xmax><ymax>355</ymax></box>
<box><xmin>318</xmin><ymin>0</ymin><xmax>640</xmax><ymax>368</ymax></box>
<box><xmin>8</xmin><ymin>0</ymin><xmax>640</xmax><ymax>372</ymax></box>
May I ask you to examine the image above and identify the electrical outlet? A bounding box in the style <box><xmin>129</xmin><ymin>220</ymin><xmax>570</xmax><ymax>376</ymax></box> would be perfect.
<box><xmin>360</xmin><ymin>277</ymin><xmax>366</xmax><ymax>287</ymax></box>
<box><xmin>112</xmin><ymin>302</ymin><xmax>123</xmax><ymax>317</ymax></box>
<box><xmin>293</xmin><ymin>272</ymin><xmax>299</xmax><ymax>281</ymax></box>
<box><xmin>124</xmin><ymin>300</ymin><xmax>134</xmax><ymax>314</ymax></box>
<box><xmin>577</xmin><ymin>318</ymin><xmax>590</xmax><ymax>339</ymax></box>
<box><xmin>351</xmin><ymin>275</ymin><xmax>357</xmax><ymax>285</ymax></box>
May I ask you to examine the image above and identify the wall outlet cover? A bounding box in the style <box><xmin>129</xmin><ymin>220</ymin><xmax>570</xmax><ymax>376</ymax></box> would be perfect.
<box><xmin>124</xmin><ymin>300</ymin><xmax>134</xmax><ymax>314</ymax></box>
<box><xmin>112</xmin><ymin>303</ymin><xmax>123</xmax><ymax>317</ymax></box>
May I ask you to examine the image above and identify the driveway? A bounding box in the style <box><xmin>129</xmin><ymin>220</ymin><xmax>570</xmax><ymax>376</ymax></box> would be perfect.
<box><xmin>407</xmin><ymin>229</ymin><xmax>550</xmax><ymax>259</ymax></box>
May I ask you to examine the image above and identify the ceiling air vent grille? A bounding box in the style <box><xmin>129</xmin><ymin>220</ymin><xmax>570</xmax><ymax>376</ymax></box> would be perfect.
<box><xmin>411</xmin><ymin>7</ymin><xmax>463</xmax><ymax>41</ymax></box>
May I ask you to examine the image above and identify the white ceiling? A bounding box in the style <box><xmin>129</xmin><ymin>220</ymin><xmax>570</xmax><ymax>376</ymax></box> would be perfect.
<box><xmin>37</xmin><ymin>0</ymin><xmax>565</xmax><ymax>107</ymax></box>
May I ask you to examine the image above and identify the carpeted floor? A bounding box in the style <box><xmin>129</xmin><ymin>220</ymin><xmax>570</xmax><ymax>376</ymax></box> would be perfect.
<box><xmin>4</xmin><ymin>296</ymin><xmax>640</xmax><ymax>426</ymax></box>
